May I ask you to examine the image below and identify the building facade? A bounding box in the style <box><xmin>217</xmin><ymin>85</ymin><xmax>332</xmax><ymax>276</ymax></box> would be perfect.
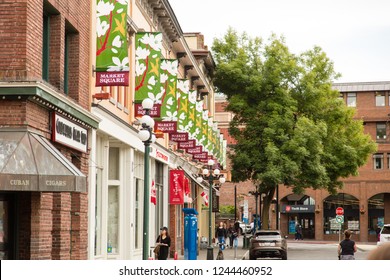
<box><xmin>88</xmin><ymin>0</ymin><xmax>220</xmax><ymax>260</ymax></box>
<box><xmin>217</xmin><ymin>81</ymin><xmax>390</xmax><ymax>242</ymax></box>
<box><xmin>0</xmin><ymin>0</ymin><xmax>99</xmax><ymax>259</ymax></box>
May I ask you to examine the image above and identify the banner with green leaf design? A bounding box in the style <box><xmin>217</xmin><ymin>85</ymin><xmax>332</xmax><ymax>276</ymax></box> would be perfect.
<box><xmin>170</xmin><ymin>79</ymin><xmax>190</xmax><ymax>142</ymax></box>
<box><xmin>95</xmin><ymin>0</ymin><xmax>129</xmax><ymax>86</ymax></box>
<box><xmin>155</xmin><ymin>59</ymin><xmax>179</xmax><ymax>133</ymax></box>
<box><xmin>134</xmin><ymin>32</ymin><xmax>163</xmax><ymax>116</ymax></box>
<box><xmin>200</xmin><ymin>109</ymin><xmax>208</xmax><ymax>150</ymax></box>
<box><xmin>194</xmin><ymin>100</ymin><xmax>204</xmax><ymax>144</ymax></box>
<box><xmin>187</xmin><ymin>90</ymin><xmax>197</xmax><ymax>140</ymax></box>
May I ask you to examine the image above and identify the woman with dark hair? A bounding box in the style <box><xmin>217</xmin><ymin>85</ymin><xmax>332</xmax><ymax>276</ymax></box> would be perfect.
<box><xmin>156</xmin><ymin>226</ymin><xmax>171</xmax><ymax>260</ymax></box>
<box><xmin>338</xmin><ymin>230</ymin><xmax>357</xmax><ymax>260</ymax></box>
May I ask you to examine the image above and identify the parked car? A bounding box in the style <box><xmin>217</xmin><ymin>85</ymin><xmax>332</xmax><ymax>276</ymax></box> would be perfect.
<box><xmin>377</xmin><ymin>224</ymin><xmax>390</xmax><ymax>245</ymax></box>
<box><xmin>249</xmin><ymin>230</ymin><xmax>287</xmax><ymax>260</ymax></box>
<box><xmin>238</xmin><ymin>221</ymin><xmax>252</xmax><ymax>235</ymax></box>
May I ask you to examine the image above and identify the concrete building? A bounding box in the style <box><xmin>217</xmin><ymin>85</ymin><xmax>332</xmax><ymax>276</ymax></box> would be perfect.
<box><xmin>0</xmin><ymin>0</ymin><xmax>99</xmax><ymax>259</ymax></box>
<box><xmin>216</xmin><ymin>81</ymin><xmax>390</xmax><ymax>242</ymax></box>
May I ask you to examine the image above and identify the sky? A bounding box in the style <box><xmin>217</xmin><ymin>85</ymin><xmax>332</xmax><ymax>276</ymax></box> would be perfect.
<box><xmin>169</xmin><ymin>0</ymin><xmax>390</xmax><ymax>83</ymax></box>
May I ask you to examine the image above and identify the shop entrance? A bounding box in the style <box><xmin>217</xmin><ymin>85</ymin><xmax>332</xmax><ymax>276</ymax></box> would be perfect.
<box><xmin>281</xmin><ymin>194</ymin><xmax>316</xmax><ymax>239</ymax></box>
<box><xmin>0</xmin><ymin>193</ymin><xmax>15</xmax><ymax>260</ymax></box>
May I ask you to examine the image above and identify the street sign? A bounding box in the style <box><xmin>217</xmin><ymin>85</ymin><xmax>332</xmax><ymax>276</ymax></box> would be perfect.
<box><xmin>336</xmin><ymin>207</ymin><xmax>344</xmax><ymax>216</ymax></box>
<box><xmin>336</xmin><ymin>215</ymin><xmax>344</xmax><ymax>224</ymax></box>
<box><xmin>243</xmin><ymin>200</ymin><xmax>249</xmax><ymax>219</ymax></box>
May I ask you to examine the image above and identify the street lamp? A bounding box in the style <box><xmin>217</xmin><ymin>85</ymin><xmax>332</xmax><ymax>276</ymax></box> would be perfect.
<box><xmin>137</xmin><ymin>98</ymin><xmax>156</xmax><ymax>260</ymax></box>
<box><xmin>249</xmin><ymin>187</ymin><xmax>261</xmax><ymax>232</ymax></box>
<box><xmin>197</xmin><ymin>159</ymin><xmax>225</xmax><ymax>260</ymax></box>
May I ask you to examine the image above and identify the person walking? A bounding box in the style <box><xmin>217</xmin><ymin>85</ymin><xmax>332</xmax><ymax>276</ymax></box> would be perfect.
<box><xmin>216</xmin><ymin>222</ymin><xmax>227</xmax><ymax>248</ymax></box>
<box><xmin>338</xmin><ymin>230</ymin><xmax>357</xmax><ymax>260</ymax></box>
<box><xmin>227</xmin><ymin>222</ymin><xmax>234</xmax><ymax>248</ymax></box>
<box><xmin>155</xmin><ymin>226</ymin><xmax>171</xmax><ymax>260</ymax></box>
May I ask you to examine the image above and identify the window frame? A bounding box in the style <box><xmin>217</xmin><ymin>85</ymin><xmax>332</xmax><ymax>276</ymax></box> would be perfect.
<box><xmin>373</xmin><ymin>153</ymin><xmax>384</xmax><ymax>170</ymax></box>
<box><xmin>347</xmin><ymin>93</ymin><xmax>357</xmax><ymax>107</ymax></box>
<box><xmin>375</xmin><ymin>92</ymin><xmax>385</xmax><ymax>107</ymax></box>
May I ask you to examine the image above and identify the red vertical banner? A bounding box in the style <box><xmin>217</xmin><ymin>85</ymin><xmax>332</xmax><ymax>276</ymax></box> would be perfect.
<box><xmin>169</xmin><ymin>170</ymin><xmax>184</xmax><ymax>204</ymax></box>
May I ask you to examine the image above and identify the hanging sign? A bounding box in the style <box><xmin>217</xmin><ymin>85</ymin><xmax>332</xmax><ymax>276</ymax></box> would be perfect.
<box><xmin>169</xmin><ymin>170</ymin><xmax>184</xmax><ymax>205</ymax></box>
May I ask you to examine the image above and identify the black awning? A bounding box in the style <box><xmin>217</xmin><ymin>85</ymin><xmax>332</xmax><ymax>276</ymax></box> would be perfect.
<box><xmin>0</xmin><ymin>129</ymin><xmax>86</xmax><ymax>192</ymax></box>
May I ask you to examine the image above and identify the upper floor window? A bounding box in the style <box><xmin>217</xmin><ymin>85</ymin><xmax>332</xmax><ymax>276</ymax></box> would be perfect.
<box><xmin>373</xmin><ymin>154</ymin><xmax>384</xmax><ymax>170</ymax></box>
<box><xmin>42</xmin><ymin>13</ymin><xmax>50</xmax><ymax>81</ymax></box>
<box><xmin>347</xmin><ymin>93</ymin><xmax>356</xmax><ymax>107</ymax></box>
<box><xmin>376</xmin><ymin>92</ymin><xmax>385</xmax><ymax>106</ymax></box>
<box><xmin>376</xmin><ymin>123</ymin><xmax>387</xmax><ymax>141</ymax></box>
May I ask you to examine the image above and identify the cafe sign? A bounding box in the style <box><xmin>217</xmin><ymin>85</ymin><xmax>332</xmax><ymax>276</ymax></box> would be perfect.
<box><xmin>52</xmin><ymin>113</ymin><xmax>88</xmax><ymax>153</ymax></box>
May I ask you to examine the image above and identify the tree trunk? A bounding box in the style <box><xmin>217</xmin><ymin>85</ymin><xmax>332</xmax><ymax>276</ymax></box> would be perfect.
<box><xmin>261</xmin><ymin>187</ymin><xmax>276</xmax><ymax>229</ymax></box>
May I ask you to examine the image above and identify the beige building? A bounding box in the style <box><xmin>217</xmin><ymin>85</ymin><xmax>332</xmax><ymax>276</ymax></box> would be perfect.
<box><xmin>88</xmin><ymin>0</ymin><xmax>218</xmax><ymax>259</ymax></box>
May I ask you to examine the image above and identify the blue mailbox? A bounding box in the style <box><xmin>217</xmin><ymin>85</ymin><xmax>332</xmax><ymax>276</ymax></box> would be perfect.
<box><xmin>182</xmin><ymin>208</ymin><xmax>198</xmax><ymax>260</ymax></box>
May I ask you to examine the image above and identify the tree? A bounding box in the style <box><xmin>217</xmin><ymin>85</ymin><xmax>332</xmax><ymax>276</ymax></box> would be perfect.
<box><xmin>212</xmin><ymin>29</ymin><xmax>377</xmax><ymax>229</ymax></box>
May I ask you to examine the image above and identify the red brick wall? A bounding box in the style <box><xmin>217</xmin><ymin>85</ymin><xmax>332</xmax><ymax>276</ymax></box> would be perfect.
<box><xmin>0</xmin><ymin>0</ymin><xmax>90</xmax><ymax>109</ymax></box>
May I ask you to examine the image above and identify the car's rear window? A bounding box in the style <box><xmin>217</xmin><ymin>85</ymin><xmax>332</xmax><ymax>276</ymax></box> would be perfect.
<box><xmin>381</xmin><ymin>226</ymin><xmax>390</xmax><ymax>234</ymax></box>
<box><xmin>255</xmin><ymin>232</ymin><xmax>280</xmax><ymax>236</ymax></box>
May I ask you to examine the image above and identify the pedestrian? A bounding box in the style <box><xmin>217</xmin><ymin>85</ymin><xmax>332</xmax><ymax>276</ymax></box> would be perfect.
<box><xmin>232</xmin><ymin>221</ymin><xmax>240</xmax><ymax>248</ymax></box>
<box><xmin>376</xmin><ymin>225</ymin><xmax>381</xmax><ymax>242</ymax></box>
<box><xmin>216</xmin><ymin>222</ymin><xmax>227</xmax><ymax>248</ymax></box>
<box><xmin>155</xmin><ymin>226</ymin><xmax>171</xmax><ymax>260</ymax></box>
<box><xmin>338</xmin><ymin>230</ymin><xmax>357</xmax><ymax>260</ymax></box>
<box><xmin>227</xmin><ymin>222</ymin><xmax>234</xmax><ymax>248</ymax></box>
<box><xmin>295</xmin><ymin>222</ymin><xmax>303</xmax><ymax>240</ymax></box>
<box><xmin>367</xmin><ymin>243</ymin><xmax>390</xmax><ymax>260</ymax></box>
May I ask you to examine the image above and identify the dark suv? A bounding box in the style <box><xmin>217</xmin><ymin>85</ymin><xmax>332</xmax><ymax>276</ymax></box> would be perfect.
<box><xmin>249</xmin><ymin>230</ymin><xmax>287</xmax><ymax>260</ymax></box>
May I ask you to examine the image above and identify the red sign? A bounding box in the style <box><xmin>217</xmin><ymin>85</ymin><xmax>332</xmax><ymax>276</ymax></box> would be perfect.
<box><xmin>178</xmin><ymin>140</ymin><xmax>196</xmax><ymax>149</ymax></box>
<box><xmin>336</xmin><ymin>207</ymin><xmax>344</xmax><ymax>216</ymax></box>
<box><xmin>193</xmin><ymin>152</ymin><xmax>208</xmax><ymax>160</ymax></box>
<box><xmin>187</xmin><ymin>146</ymin><xmax>203</xmax><ymax>154</ymax></box>
<box><xmin>96</xmin><ymin>71</ymin><xmax>129</xmax><ymax>86</ymax></box>
<box><xmin>169</xmin><ymin>170</ymin><xmax>184</xmax><ymax>205</ymax></box>
<box><xmin>134</xmin><ymin>103</ymin><xmax>161</xmax><ymax>118</ymax></box>
<box><xmin>155</xmin><ymin>121</ymin><xmax>177</xmax><ymax>133</ymax></box>
<box><xmin>169</xmin><ymin>132</ymin><xmax>188</xmax><ymax>142</ymax></box>
<box><xmin>286</xmin><ymin>205</ymin><xmax>291</xmax><ymax>212</ymax></box>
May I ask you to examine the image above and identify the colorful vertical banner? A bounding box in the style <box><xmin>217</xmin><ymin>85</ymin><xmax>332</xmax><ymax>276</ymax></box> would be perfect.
<box><xmin>222</xmin><ymin>139</ymin><xmax>227</xmax><ymax>170</ymax></box>
<box><xmin>151</xmin><ymin>180</ymin><xmax>156</xmax><ymax>205</ymax></box>
<box><xmin>187</xmin><ymin>90</ymin><xmax>197</xmax><ymax>140</ymax></box>
<box><xmin>96</xmin><ymin>0</ymin><xmax>129</xmax><ymax>86</ymax></box>
<box><xmin>169</xmin><ymin>170</ymin><xmax>184</xmax><ymax>204</ymax></box>
<box><xmin>184</xmin><ymin>177</ymin><xmax>192</xmax><ymax>203</ymax></box>
<box><xmin>194</xmin><ymin>100</ymin><xmax>203</xmax><ymax>145</ymax></box>
<box><xmin>201</xmin><ymin>191</ymin><xmax>209</xmax><ymax>207</ymax></box>
<box><xmin>207</xmin><ymin>117</ymin><xmax>214</xmax><ymax>156</ymax></box>
<box><xmin>219</xmin><ymin>134</ymin><xmax>224</xmax><ymax>165</ymax></box>
<box><xmin>134</xmin><ymin>32</ymin><xmax>163</xmax><ymax>116</ymax></box>
<box><xmin>170</xmin><ymin>79</ymin><xmax>190</xmax><ymax>142</ymax></box>
<box><xmin>155</xmin><ymin>59</ymin><xmax>178</xmax><ymax>133</ymax></box>
<box><xmin>200</xmin><ymin>109</ymin><xmax>209</xmax><ymax>150</ymax></box>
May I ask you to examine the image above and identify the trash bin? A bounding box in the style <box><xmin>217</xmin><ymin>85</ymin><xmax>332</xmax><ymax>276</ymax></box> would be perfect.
<box><xmin>183</xmin><ymin>208</ymin><xmax>199</xmax><ymax>260</ymax></box>
<box><xmin>242</xmin><ymin>235</ymin><xmax>251</xmax><ymax>249</ymax></box>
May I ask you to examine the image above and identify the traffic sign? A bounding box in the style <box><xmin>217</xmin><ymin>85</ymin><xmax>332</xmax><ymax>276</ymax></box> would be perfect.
<box><xmin>336</xmin><ymin>207</ymin><xmax>344</xmax><ymax>216</ymax></box>
<box><xmin>336</xmin><ymin>215</ymin><xmax>344</xmax><ymax>224</ymax></box>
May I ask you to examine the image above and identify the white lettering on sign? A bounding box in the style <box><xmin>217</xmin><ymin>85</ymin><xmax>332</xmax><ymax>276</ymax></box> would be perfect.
<box><xmin>10</xmin><ymin>179</ymin><xmax>30</xmax><ymax>186</ymax></box>
<box><xmin>52</xmin><ymin>113</ymin><xmax>88</xmax><ymax>153</ymax></box>
<box><xmin>45</xmin><ymin>180</ymin><xmax>67</xmax><ymax>187</ymax></box>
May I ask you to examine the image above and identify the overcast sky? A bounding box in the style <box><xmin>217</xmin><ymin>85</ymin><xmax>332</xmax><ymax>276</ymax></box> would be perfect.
<box><xmin>169</xmin><ymin>0</ymin><xmax>390</xmax><ymax>83</ymax></box>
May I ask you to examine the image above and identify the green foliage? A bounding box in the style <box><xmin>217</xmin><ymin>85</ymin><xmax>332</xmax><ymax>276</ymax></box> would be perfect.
<box><xmin>212</xmin><ymin>28</ymin><xmax>377</xmax><ymax>195</ymax></box>
<box><xmin>219</xmin><ymin>205</ymin><xmax>235</xmax><ymax>215</ymax></box>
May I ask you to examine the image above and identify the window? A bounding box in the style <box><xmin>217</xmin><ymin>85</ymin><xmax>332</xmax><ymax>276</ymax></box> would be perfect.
<box><xmin>42</xmin><ymin>13</ymin><xmax>50</xmax><ymax>81</ymax></box>
<box><xmin>376</xmin><ymin>92</ymin><xmax>385</xmax><ymax>106</ymax></box>
<box><xmin>134</xmin><ymin>152</ymin><xmax>144</xmax><ymax>250</ymax></box>
<box><xmin>347</xmin><ymin>93</ymin><xmax>356</xmax><ymax>107</ymax></box>
<box><xmin>376</xmin><ymin>123</ymin><xmax>387</xmax><ymax>140</ymax></box>
<box><xmin>64</xmin><ymin>31</ymin><xmax>70</xmax><ymax>94</ymax></box>
<box><xmin>107</xmin><ymin>185</ymin><xmax>119</xmax><ymax>254</ymax></box>
<box><xmin>155</xmin><ymin>162</ymin><xmax>164</xmax><ymax>234</ymax></box>
<box><xmin>374</xmin><ymin>154</ymin><xmax>384</xmax><ymax>170</ymax></box>
<box><xmin>108</xmin><ymin>147</ymin><xmax>119</xmax><ymax>180</ymax></box>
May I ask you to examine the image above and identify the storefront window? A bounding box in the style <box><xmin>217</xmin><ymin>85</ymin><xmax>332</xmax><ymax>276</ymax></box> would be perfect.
<box><xmin>134</xmin><ymin>152</ymin><xmax>144</xmax><ymax>250</ymax></box>
<box><xmin>109</xmin><ymin>147</ymin><xmax>119</xmax><ymax>180</ymax></box>
<box><xmin>155</xmin><ymin>162</ymin><xmax>164</xmax><ymax>233</ymax></box>
<box><xmin>94</xmin><ymin>169</ymin><xmax>102</xmax><ymax>256</ymax></box>
<box><xmin>368</xmin><ymin>194</ymin><xmax>385</xmax><ymax>236</ymax></box>
<box><xmin>323</xmin><ymin>193</ymin><xmax>360</xmax><ymax>234</ymax></box>
<box><xmin>107</xmin><ymin>185</ymin><xmax>119</xmax><ymax>254</ymax></box>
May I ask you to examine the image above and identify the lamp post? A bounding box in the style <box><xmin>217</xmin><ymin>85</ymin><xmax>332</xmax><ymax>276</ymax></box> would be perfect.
<box><xmin>249</xmin><ymin>187</ymin><xmax>261</xmax><ymax>232</ymax></box>
<box><xmin>137</xmin><ymin>98</ymin><xmax>156</xmax><ymax>260</ymax></box>
<box><xmin>197</xmin><ymin>159</ymin><xmax>225</xmax><ymax>260</ymax></box>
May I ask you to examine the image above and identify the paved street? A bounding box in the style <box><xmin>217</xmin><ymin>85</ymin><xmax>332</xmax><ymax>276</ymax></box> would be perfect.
<box><xmin>178</xmin><ymin>237</ymin><xmax>377</xmax><ymax>260</ymax></box>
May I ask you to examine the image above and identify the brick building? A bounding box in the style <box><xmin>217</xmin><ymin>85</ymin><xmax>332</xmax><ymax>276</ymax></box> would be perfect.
<box><xmin>216</xmin><ymin>82</ymin><xmax>390</xmax><ymax>242</ymax></box>
<box><xmin>0</xmin><ymin>0</ymin><xmax>99</xmax><ymax>259</ymax></box>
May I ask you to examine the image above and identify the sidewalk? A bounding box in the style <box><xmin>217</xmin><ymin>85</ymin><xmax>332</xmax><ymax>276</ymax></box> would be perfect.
<box><xmin>178</xmin><ymin>236</ymin><xmax>249</xmax><ymax>260</ymax></box>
